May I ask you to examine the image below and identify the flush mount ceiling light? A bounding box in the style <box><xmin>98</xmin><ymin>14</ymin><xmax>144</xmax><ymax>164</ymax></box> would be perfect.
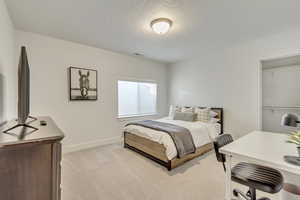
<box><xmin>150</xmin><ymin>18</ymin><xmax>172</xmax><ymax>35</ymax></box>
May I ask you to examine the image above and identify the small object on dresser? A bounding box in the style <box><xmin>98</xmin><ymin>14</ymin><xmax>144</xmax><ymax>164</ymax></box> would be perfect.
<box><xmin>40</xmin><ymin>120</ymin><xmax>47</xmax><ymax>126</ymax></box>
<box><xmin>284</xmin><ymin>156</ymin><xmax>300</xmax><ymax>166</ymax></box>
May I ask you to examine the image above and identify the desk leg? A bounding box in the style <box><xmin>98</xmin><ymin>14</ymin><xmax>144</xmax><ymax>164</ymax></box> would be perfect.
<box><xmin>225</xmin><ymin>155</ymin><xmax>232</xmax><ymax>200</ymax></box>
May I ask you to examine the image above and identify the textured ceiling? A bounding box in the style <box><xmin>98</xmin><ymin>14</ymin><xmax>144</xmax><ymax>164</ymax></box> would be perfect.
<box><xmin>5</xmin><ymin>0</ymin><xmax>300</xmax><ymax>63</ymax></box>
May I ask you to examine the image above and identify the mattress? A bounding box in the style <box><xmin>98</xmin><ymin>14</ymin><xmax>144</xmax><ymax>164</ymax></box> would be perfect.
<box><xmin>124</xmin><ymin>117</ymin><xmax>220</xmax><ymax>160</ymax></box>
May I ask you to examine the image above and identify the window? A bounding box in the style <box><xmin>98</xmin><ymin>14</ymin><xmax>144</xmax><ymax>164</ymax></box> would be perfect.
<box><xmin>118</xmin><ymin>80</ymin><xmax>157</xmax><ymax>118</ymax></box>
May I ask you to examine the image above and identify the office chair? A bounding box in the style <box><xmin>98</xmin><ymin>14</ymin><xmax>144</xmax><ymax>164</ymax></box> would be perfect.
<box><xmin>213</xmin><ymin>134</ymin><xmax>284</xmax><ymax>200</ymax></box>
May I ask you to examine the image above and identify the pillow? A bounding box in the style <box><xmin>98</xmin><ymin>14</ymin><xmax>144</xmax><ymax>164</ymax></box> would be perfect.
<box><xmin>209</xmin><ymin>118</ymin><xmax>220</xmax><ymax>123</ymax></box>
<box><xmin>195</xmin><ymin>107</ymin><xmax>211</xmax><ymax>122</ymax></box>
<box><xmin>181</xmin><ymin>107</ymin><xmax>194</xmax><ymax>113</ymax></box>
<box><xmin>210</xmin><ymin>110</ymin><xmax>218</xmax><ymax>118</ymax></box>
<box><xmin>173</xmin><ymin>111</ymin><xmax>197</xmax><ymax>122</ymax></box>
<box><xmin>168</xmin><ymin>105</ymin><xmax>181</xmax><ymax>117</ymax></box>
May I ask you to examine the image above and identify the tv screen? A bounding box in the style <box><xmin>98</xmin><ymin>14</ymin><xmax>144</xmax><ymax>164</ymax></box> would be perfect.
<box><xmin>18</xmin><ymin>46</ymin><xmax>30</xmax><ymax>125</ymax></box>
<box><xmin>2</xmin><ymin>46</ymin><xmax>38</xmax><ymax>134</ymax></box>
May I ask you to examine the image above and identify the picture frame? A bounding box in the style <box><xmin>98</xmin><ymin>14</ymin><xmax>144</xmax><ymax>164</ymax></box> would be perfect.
<box><xmin>69</xmin><ymin>66</ymin><xmax>98</xmax><ymax>101</ymax></box>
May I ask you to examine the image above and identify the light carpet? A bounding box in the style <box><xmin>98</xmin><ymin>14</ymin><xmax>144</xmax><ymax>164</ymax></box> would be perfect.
<box><xmin>61</xmin><ymin>143</ymin><xmax>279</xmax><ymax>200</ymax></box>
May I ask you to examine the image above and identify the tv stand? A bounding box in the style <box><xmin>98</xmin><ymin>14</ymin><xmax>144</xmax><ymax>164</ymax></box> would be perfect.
<box><xmin>3</xmin><ymin>116</ymin><xmax>38</xmax><ymax>134</ymax></box>
<box><xmin>27</xmin><ymin>115</ymin><xmax>38</xmax><ymax>123</ymax></box>
<box><xmin>0</xmin><ymin>116</ymin><xmax>64</xmax><ymax>200</ymax></box>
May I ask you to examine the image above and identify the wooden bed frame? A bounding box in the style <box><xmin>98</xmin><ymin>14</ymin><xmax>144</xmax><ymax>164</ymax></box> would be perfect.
<box><xmin>124</xmin><ymin>107</ymin><xmax>223</xmax><ymax>171</ymax></box>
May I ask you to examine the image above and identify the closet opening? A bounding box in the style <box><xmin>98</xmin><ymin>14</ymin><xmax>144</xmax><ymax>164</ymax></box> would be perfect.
<box><xmin>261</xmin><ymin>55</ymin><xmax>300</xmax><ymax>133</ymax></box>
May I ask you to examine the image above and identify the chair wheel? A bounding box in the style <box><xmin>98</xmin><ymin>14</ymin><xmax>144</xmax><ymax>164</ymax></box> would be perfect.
<box><xmin>233</xmin><ymin>189</ymin><xmax>239</xmax><ymax>197</ymax></box>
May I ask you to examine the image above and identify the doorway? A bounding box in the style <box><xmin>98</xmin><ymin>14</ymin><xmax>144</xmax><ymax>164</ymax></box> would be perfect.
<box><xmin>261</xmin><ymin>55</ymin><xmax>300</xmax><ymax>133</ymax></box>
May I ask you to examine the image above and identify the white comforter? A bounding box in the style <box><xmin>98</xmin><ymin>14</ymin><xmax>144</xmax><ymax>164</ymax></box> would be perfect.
<box><xmin>124</xmin><ymin>117</ymin><xmax>220</xmax><ymax>160</ymax></box>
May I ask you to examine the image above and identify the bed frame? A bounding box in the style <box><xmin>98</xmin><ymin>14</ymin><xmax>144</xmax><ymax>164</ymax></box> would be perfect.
<box><xmin>124</xmin><ymin>107</ymin><xmax>223</xmax><ymax>171</ymax></box>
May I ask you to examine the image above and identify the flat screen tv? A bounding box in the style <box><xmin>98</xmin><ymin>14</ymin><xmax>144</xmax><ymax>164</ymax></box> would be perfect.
<box><xmin>18</xmin><ymin>46</ymin><xmax>30</xmax><ymax>124</ymax></box>
<box><xmin>3</xmin><ymin>46</ymin><xmax>38</xmax><ymax>134</ymax></box>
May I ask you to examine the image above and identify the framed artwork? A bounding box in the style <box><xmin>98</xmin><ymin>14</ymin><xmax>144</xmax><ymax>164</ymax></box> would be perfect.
<box><xmin>69</xmin><ymin>67</ymin><xmax>98</xmax><ymax>101</ymax></box>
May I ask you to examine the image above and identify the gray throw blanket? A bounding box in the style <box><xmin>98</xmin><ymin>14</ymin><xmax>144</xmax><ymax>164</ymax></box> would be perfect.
<box><xmin>126</xmin><ymin>120</ymin><xmax>196</xmax><ymax>158</ymax></box>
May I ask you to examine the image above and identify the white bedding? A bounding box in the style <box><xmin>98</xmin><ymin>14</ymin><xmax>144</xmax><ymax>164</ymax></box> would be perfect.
<box><xmin>124</xmin><ymin>117</ymin><xmax>220</xmax><ymax>160</ymax></box>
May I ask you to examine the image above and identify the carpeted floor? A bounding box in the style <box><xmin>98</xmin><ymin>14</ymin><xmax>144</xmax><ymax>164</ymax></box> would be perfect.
<box><xmin>61</xmin><ymin>143</ymin><xmax>279</xmax><ymax>200</ymax></box>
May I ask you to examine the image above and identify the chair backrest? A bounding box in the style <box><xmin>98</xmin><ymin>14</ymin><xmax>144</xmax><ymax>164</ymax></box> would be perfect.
<box><xmin>213</xmin><ymin>134</ymin><xmax>234</xmax><ymax>171</ymax></box>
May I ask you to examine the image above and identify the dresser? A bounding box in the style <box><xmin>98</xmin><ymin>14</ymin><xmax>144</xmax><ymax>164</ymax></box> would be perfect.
<box><xmin>0</xmin><ymin>117</ymin><xmax>64</xmax><ymax>200</ymax></box>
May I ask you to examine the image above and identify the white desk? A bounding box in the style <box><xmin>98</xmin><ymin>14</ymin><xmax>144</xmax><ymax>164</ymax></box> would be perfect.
<box><xmin>220</xmin><ymin>131</ymin><xmax>300</xmax><ymax>200</ymax></box>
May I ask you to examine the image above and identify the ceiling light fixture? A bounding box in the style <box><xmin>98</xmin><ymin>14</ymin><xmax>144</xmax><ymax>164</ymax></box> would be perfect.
<box><xmin>150</xmin><ymin>18</ymin><xmax>172</xmax><ymax>35</ymax></box>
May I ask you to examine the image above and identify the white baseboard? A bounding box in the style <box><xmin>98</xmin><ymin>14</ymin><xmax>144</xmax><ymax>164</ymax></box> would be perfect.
<box><xmin>63</xmin><ymin>136</ymin><xmax>121</xmax><ymax>154</ymax></box>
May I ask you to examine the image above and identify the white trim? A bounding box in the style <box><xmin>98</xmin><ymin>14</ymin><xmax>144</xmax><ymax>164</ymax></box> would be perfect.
<box><xmin>117</xmin><ymin>76</ymin><xmax>157</xmax><ymax>83</ymax></box>
<box><xmin>62</xmin><ymin>136</ymin><xmax>121</xmax><ymax>154</ymax></box>
<box><xmin>258</xmin><ymin>60</ymin><xmax>263</xmax><ymax>131</ymax></box>
<box><xmin>260</xmin><ymin>52</ymin><xmax>300</xmax><ymax>63</ymax></box>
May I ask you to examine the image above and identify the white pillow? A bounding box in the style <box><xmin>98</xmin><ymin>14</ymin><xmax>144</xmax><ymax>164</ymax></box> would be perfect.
<box><xmin>209</xmin><ymin>118</ymin><xmax>220</xmax><ymax>123</ymax></box>
<box><xmin>181</xmin><ymin>107</ymin><xmax>194</xmax><ymax>113</ymax></box>
<box><xmin>195</xmin><ymin>107</ymin><xmax>211</xmax><ymax>122</ymax></box>
<box><xmin>168</xmin><ymin>105</ymin><xmax>181</xmax><ymax>117</ymax></box>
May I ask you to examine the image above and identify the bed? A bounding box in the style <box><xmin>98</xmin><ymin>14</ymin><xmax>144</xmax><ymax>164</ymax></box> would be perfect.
<box><xmin>123</xmin><ymin>107</ymin><xmax>223</xmax><ymax>170</ymax></box>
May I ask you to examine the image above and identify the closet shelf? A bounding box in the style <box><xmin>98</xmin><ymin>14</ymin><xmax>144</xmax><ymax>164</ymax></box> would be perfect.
<box><xmin>263</xmin><ymin>106</ymin><xmax>300</xmax><ymax>110</ymax></box>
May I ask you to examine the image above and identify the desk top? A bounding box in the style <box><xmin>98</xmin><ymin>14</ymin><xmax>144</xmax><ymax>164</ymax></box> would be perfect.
<box><xmin>220</xmin><ymin>131</ymin><xmax>300</xmax><ymax>175</ymax></box>
<box><xmin>0</xmin><ymin>116</ymin><xmax>64</xmax><ymax>147</ymax></box>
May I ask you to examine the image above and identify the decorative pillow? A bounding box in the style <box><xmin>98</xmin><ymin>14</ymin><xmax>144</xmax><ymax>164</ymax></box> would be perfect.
<box><xmin>173</xmin><ymin>111</ymin><xmax>197</xmax><ymax>122</ymax></box>
<box><xmin>210</xmin><ymin>110</ymin><xmax>218</xmax><ymax>118</ymax></box>
<box><xmin>195</xmin><ymin>107</ymin><xmax>211</xmax><ymax>122</ymax></box>
<box><xmin>181</xmin><ymin>107</ymin><xmax>194</xmax><ymax>113</ymax></box>
<box><xmin>168</xmin><ymin>105</ymin><xmax>181</xmax><ymax>117</ymax></box>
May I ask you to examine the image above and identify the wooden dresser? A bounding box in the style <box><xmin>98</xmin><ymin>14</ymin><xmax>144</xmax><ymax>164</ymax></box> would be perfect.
<box><xmin>0</xmin><ymin>117</ymin><xmax>64</xmax><ymax>200</ymax></box>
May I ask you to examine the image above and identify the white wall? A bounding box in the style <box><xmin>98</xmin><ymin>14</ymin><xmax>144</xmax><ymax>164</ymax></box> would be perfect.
<box><xmin>263</xmin><ymin>65</ymin><xmax>300</xmax><ymax>108</ymax></box>
<box><xmin>16</xmin><ymin>31</ymin><xmax>168</xmax><ymax>152</ymax></box>
<box><xmin>169</xmin><ymin>28</ymin><xmax>300</xmax><ymax>138</ymax></box>
<box><xmin>0</xmin><ymin>0</ymin><xmax>16</xmax><ymax>125</ymax></box>
<box><xmin>168</xmin><ymin>51</ymin><xmax>227</xmax><ymax>107</ymax></box>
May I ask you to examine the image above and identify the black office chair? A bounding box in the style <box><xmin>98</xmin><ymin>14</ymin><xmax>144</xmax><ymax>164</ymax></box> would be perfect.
<box><xmin>213</xmin><ymin>134</ymin><xmax>284</xmax><ymax>200</ymax></box>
